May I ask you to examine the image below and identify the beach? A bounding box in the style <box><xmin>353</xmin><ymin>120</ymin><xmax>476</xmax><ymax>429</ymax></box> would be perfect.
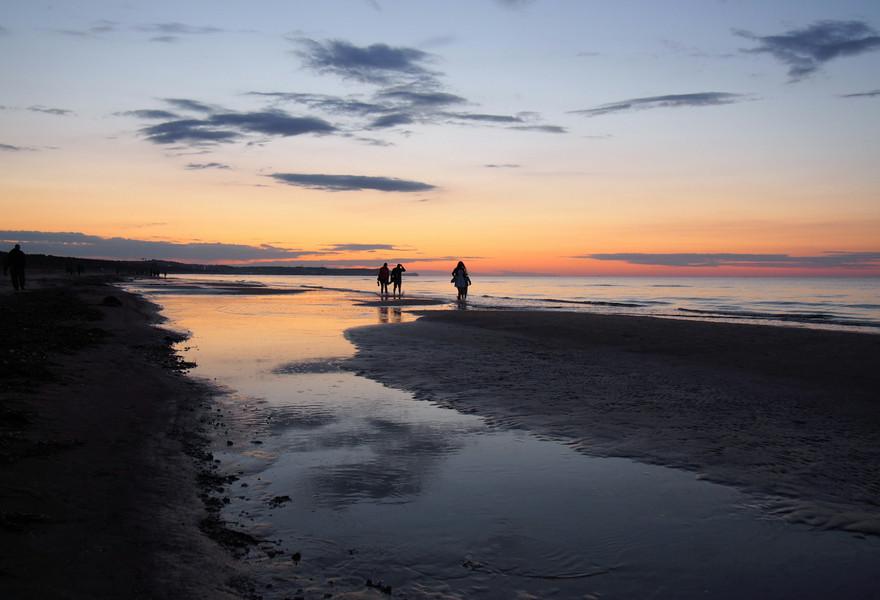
<box><xmin>345</xmin><ymin>309</ymin><xmax>880</xmax><ymax>535</ymax></box>
<box><xmin>3</xmin><ymin>275</ymin><xmax>880</xmax><ymax>599</ymax></box>
<box><xmin>0</xmin><ymin>275</ymin><xmax>243</xmax><ymax>599</ymax></box>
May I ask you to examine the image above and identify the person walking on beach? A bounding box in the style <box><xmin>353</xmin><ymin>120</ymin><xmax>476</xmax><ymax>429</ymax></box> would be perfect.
<box><xmin>390</xmin><ymin>263</ymin><xmax>406</xmax><ymax>298</ymax></box>
<box><xmin>377</xmin><ymin>262</ymin><xmax>390</xmax><ymax>296</ymax></box>
<box><xmin>4</xmin><ymin>244</ymin><xmax>26</xmax><ymax>291</ymax></box>
<box><xmin>451</xmin><ymin>261</ymin><xmax>471</xmax><ymax>301</ymax></box>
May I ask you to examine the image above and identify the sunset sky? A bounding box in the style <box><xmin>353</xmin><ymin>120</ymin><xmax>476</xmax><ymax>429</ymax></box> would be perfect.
<box><xmin>2</xmin><ymin>0</ymin><xmax>879</xmax><ymax>276</ymax></box>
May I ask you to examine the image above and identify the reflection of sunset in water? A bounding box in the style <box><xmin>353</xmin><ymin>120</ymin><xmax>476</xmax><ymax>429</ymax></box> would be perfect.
<box><xmin>155</xmin><ymin>290</ymin><xmax>415</xmax><ymax>387</ymax></box>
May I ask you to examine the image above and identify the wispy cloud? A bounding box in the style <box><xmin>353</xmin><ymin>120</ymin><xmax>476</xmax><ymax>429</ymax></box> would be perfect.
<box><xmin>0</xmin><ymin>231</ymin><xmax>307</xmax><ymax>262</ymax></box>
<box><xmin>510</xmin><ymin>124</ymin><xmax>567</xmax><ymax>133</ymax></box>
<box><xmin>1</xmin><ymin>143</ymin><xmax>30</xmax><ymax>152</ymax></box>
<box><xmin>269</xmin><ymin>173</ymin><xmax>436</xmax><ymax>192</ymax></box>
<box><xmin>28</xmin><ymin>105</ymin><xmax>74</xmax><ymax>116</ymax></box>
<box><xmin>583</xmin><ymin>252</ymin><xmax>880</xmax><ymax>269</ymax></box>
<box><xmin>841</xmin><ymin>89</ymin><xmax>880</xmax><ymax>98</ymax></box>
<box><xmin>165</xmin><ymin>98</ymin><xmax>217</xmax><ymax>113</ymax></box>
<box><xmin>185</xmin><ymin>162</ymin><xmax>230</xmax><ymax>170</ymax></box>
<box><xmin>0</xmin><ymin>231</ymin><xmax>435</xmax><ymax>266</ymax></box>
<box><xmin>735</xmin><ymin>20</ymin><xmax>880</xmax><ymax>82</ymax></box>
<box><xmin>1</xmin><ymin>105</ymin><xmax>74</xmax><ymax>116</ymax></box>
<box><xmin>495</xmin><ymin>0</ymin><xmax>534</xmax><ymax>8</ymax></box>
<box><xmin>135</xmin><ymin>22</ymin><xmax>223</xmax><ymax>42</ymax></box>
<box><xmin>324</xmin><ymin>243</ymin><xmax>400</xmax><ymax>252</ymax></box>
<box><xmin>570</xmin><ymin>92</ymin><xmax>745</xmax><ymax>117</ymax></box>
<box><xmin>119</xmin><ymin>109</ymin><xmax>179</xmax><ymax>119</ymax></box>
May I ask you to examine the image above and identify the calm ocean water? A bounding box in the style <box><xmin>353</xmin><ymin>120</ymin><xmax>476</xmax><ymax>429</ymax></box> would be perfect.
<box><xmin>146</xmin><ymin>274</ymin><xmax>880</xmax><ymax>332</ymax></box>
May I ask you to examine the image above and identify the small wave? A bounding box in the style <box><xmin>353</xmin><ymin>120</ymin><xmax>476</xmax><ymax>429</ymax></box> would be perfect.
<box><xmin>674</xmin><ymin>307</ymin><xmax>880</xmax><ymax>330</ymax></box>
<box><xmin>538</xmin><ymin>297</ymin><xmax>644</xmax><ymax>308</ymax></box>
<box><xmin>479</xmin><ymin>294</ymin><xmax>644</xmax><ymax>308</ymax></box>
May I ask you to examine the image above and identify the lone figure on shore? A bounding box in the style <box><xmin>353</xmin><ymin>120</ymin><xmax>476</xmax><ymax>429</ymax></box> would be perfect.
<box><xmin>451</xmin><ymin>261</ymin><xmax>471</xmax><ymax>301</ymax></box>
<box><xmin>377</xmin><ymin>263</ymin><xmax>390</xmax><ymax>296</ymax></box>
<box><xmin>390</xmin><ymin>263</ymin><xmax>406</xmax><ymax>298</ymax></box>
<box><xmin>5</xmin><ymin>244</ymin><xmax>26</xmax><ymax>291</ymax></box>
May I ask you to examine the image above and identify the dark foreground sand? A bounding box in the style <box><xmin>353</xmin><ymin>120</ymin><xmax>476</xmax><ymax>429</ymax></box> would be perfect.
<box><xmin>345</xmin><ymin>310</ymin><xmax>880</xmax><ymax>536</ymax></box>
<box><xmin>0</xmin><ymin>274</ymin><xmax>245</xmax><ymax>599</ymax></box>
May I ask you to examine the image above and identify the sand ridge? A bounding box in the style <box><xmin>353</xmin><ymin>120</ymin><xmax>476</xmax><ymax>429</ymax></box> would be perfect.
<box><xmin>344</xmin><ymin>309</ymin><xmax>880</xmax><ymax>535</ymax></box>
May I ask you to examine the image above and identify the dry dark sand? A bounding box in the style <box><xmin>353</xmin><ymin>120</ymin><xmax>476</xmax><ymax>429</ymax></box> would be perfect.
<box><xmin>0</xmin><ymin>274</ymin><xmax>247</xmax><ymax>599</ymax></box>
<box><xmin>344</xmin><ymin>310</ymin><xmax>880</xmax><ymax>536</ymax></box>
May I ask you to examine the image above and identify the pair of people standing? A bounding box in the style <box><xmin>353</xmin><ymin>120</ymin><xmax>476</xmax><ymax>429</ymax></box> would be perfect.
<box><xmin>377</xmin><ymin>263</ymin><xmax>406</xmax><ymax>298</ymax></box>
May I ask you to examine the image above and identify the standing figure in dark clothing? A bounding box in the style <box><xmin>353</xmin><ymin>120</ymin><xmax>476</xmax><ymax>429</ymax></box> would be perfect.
<box><xmin>5</xmin><ymin>244</ymin><xmax>26</xmax><ymax>290</ymax></box>
<box><xmin>377</xmin><ymin>262</ymin><xmax>390</xmax><ymax>296</ymax></box>
<box><xmin>451</xmin><ymin>260</ymin><xmax>471</xmax><ymax>301</ymax></box>
<box><xmin>390</xmin><ymin>263</ymin><xmax>406</xmax><ymax>298</ymax></box>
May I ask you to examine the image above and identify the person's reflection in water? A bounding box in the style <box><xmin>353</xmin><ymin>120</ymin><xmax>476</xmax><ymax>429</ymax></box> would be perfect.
<box><xmin>377</xmin><ymin>306</ymin><xmax>402</xmax><ymax>323</ymax></box>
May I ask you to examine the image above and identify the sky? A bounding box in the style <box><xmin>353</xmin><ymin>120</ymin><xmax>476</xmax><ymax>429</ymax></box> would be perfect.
<box><xmin>2</xmin><ymin>0</ymin><xmax>879</xmax><ymax>276</ymax></box>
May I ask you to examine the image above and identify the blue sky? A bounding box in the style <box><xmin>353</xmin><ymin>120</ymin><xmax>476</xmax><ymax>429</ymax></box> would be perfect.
<box><xmin>2</xmin><ymin>0</ymin><xmax>879</xmax><ymax>275</ymax></box>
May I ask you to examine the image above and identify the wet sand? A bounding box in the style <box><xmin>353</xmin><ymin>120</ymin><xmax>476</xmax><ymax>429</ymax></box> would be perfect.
<box><xmin>344</xmin><ymin>309</ymin><xmax>880</xmax><ymax>535</ymax></box>
<box><xmin>0</xmin><ymin>274</ymin><xmax>243</xmax><ymax>599</ymax></box>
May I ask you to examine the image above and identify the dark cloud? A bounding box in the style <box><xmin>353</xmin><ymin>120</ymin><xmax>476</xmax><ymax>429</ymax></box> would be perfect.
<box><xmin>376</xmin><ymin>89</ymin><xmax>466</xmax><ymax>108</ymax></box>
<box><xmin>571</xmin><ymin>92</ymin><xmax>745</xmax><ymax>117</ymax></box>
<box><xmin>841</xmin><ymin>89</ymin><xmax>880</xmax><ymax>98</ymax></box>
<box><xmin>210</xmin><ymin>111</ymin><xmax>335</xmax><ymax>136</ymax></box>
<box><xmin>368</xmin><ymin>113</ymin><xmax>414</xmax><ymax>129</ymax></box>
<box><xmin>1</xmin><ymin>143</ymin><xmax>27</xmax><ymax>152</ymax></box>
<box><xmin>0</xmin><ymin>231</ymin><xmax>308</xmax><ymax>262</ymax></box>
<box><xmin>583</xmin><ymin>252</ymin><xmax>880</xmax><ymax>269</ymax></box>
<box><xmin>140</xmin><ymin>107</ymin><xmax>336</xmax><ymax>145</ymax></box>
<box><xmin>270</xmin><ymin>173</ymin><xmax>436</xmax><ymax>192</ymax></box>
<box><xmin>735</xmin><ymin>20</ymin><xmax>880</xmax><ymax>81</ymax></box>
<box><xmin>485</xmin><ymin>164</ymin><xmax>521</xmax><ymax>168</ymax></box>
<box><xmin>249</xmin><ymin>92</ymin><xmax>388</xmax><ymax>117</ymax></box>
<box><xmin>141</xmin><ymin>119</ymin><xmax>241</xmax><ymax>144</ymax></box>
<box><xmin>296</xmin><ymin>38</ymin><xmax>438</xmax><ymax>85</ymax></box>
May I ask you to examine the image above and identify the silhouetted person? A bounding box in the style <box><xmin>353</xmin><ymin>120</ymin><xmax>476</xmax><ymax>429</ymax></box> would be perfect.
<box><xmin>5</xmin><ymin>244</ymin><xmax>26</xmax><ymax>290</ymax></box>
<box><xmin>377</xmin><ymin>262</ymin><xmax>390</xmax><ymax>296</ymax></box>
<box><xmin>390</xmin><ymin>263</ymin><xmax>406</xmax><ymax>298</ymax></box>
<box><xmin>451</xmin><ymin>261</ymin><xmax>470</xmax><ymax>301</ymax></box>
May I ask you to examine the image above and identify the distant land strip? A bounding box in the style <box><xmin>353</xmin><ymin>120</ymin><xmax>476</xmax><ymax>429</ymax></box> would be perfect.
<box><xmin>0</xmin><ymin>251</ymin><xmax>406</xmax><ymax>277</ymax></box>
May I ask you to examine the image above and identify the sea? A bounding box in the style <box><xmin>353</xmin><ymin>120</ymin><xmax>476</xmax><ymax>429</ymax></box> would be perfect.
<box><xmin>123</xmin><ymin>274</ymin><xmax>880</xmax><ymax>599</ymax></box>
<box><xmin>137</xmin><ymin>273</ymin><xmax>880</xmax><ymax>332</ymax></box>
